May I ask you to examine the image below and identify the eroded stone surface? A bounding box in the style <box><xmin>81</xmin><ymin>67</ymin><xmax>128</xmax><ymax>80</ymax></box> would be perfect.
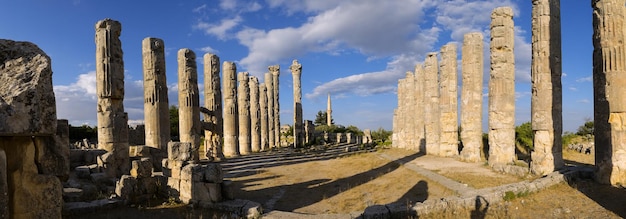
<box><xmin>439</xmin><ymin>43</ymin><xmax>459</xmax><ymax>157</ymax></box>
<box><xmin>265</xmin><ymin>72</ymin><xmax>275</xmax><ymax>149</ymax></box>
<box><xmin>249</xmin><ymin>76</ymin><xmax>261</xmax><ymax>152</ymax></box>
<box><xmin>142</xmin><ymin>37</ymin><xmax>170</xmax><ymax>151</ymax></box>
<box><xmin>237</xmin><ymin>72</ymin><xmax>251</xmax><ymax>155</ymax></box>
<box><xmin>460</xmin><ymin>32</ymin><xmax>484</xmax><ymax>163</ymax></box>
<box><xmin>202</xmin><ymin>53</ymin><xmax>223</xmax><ymax>160</ymax></box>
<box><xmin>290</xmin><ymin>60</ymin><xmax>303</xmax><ymax>147</ymax></box>
<box><xmin>223</xmin><ymin>62</ymin><xmax>239</xmax><ymax>157</ymax></box>
<box><xmin>424</xmin><ymin>53</ymin><xmax>441</xmax><ymax>155</ymax></box>
<box><xmin>531</xmin><ymin>0</ymin><xmax>564</xmax><ymax>175</ymax></box>
<box><xmin>178</xmin><ymin>49</ymin><xmax>201</xmax><ymax>162</ymax></box>
<box><xmin>488</xmin><ymin>7</ymin><xmax>516</xmax><ymax>166</ymax></box>
<box><xmin>269</xmin><ymin>65</ymin><xmax>281</xmax><ymax>148</ymax></box>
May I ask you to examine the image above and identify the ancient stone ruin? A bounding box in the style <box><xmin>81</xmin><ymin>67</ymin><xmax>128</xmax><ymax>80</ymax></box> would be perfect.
<box><xmin>0</xmin><ymin>39</ymin><xmax>68</xmax><ymax>218</ymax></box>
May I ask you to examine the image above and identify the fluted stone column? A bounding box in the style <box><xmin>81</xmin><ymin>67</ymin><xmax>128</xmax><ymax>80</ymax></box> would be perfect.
<box><xmin>488</xmin><ymin>7</ymin><xmax>516</xmax><ymax>166</ymax></box>
<box><xmin>259</xmin><ymin>84</ymin><xmax>269</xmax><ymax>150</ymax></box>
<box><xmin>95</xmin><ymin>19</ymin><xmax>129</xmax><ymax>177</ymax></box>
<box><xmin>327</xmin><ymin>93</ymin><xmax>332</xmax><ymax>126</ymax></box>
<box><xmin>414</xmin><ymin>64</ymin><xmax>426</xmax><ymax>152</ymax></box>
<box><xmin>460</xmin><ymin>32</ymin><xmax>484</xmax><ymax>162</ymax></box>
<box><xmin>531</xmin><ymin>0</ymin><xmax>564</xmax><ymax>175</ymax></box>
<box><xmin>238</xmin><ymin>72</ymin><xmax>251</xmax><ymax>155</ymax></box>
<box><xmin>265</xmin><ymin>73</ymin><xmax>275</xmax><ymax>148</ymax></box>
<box><xmin>424</xmin><ymin>52</ymin><xmax>441</xmax><ymax>155</ymax></box>
<box><xmin>142</xmin><ymin>37</ymin><xmax>170</xmax><ymax>151</ymax></box>
<box><xmin>270</xmin><ymin>65</ymin><xmax>281</xmax><ymax>147</ymax></box>
<box><xmin>178</xmin><ymin>49</ymin><xmax>201</xmax><ymax>162</ymax></box>
<box><xmin>223</xmin><ymin>62</ymin><xmax>239</xmax><ymax>157</ymax></box>
<box><xmin>592</xmin><ymin>0</ymin><xmax>626</xmax><ymax>185</ymax></box>
<box><xmin>440</xmin><ymin>43</ymin><xmax>459</xmax><ymax>157</ymax></box>
<box><xmin>250</xmin><ymin>76</ymin><xmax>261</xmax><ymax>152</ymax></box>
<box><xmin>392</xmin><ymin>109</ymin><xmax>398</xmax><ymax>147</ymax></box>
<box><xmin>290</xmin><ymin>60</ymin><xmax>303</xmax><ymax>147</ymax></box>
<box><xmin>203</xmin><ymin>53</ymin><xmax>223</xmax><ymax>160</ymax></box>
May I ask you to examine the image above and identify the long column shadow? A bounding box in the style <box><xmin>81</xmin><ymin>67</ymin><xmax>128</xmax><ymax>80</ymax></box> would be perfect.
<box><xmin>568</xmin><ymin>178</ymin><xmax>626</xmax><ymax>217</ymax></box>
<box><xmin>238</xmin><ymin>152</ymin><xmax>424</xmax><ymax>212</ymax></box>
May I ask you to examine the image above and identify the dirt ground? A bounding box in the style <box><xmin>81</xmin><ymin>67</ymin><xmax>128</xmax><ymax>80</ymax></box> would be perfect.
<box><xmin>69</xmin><ymin>146</ymin><xmax>625</xmax><ymax>218</ymax></box>
<box><xmin>226</xmin><ymin>147</ymin><xmax>626</xmax><ymax>218</ymax></box>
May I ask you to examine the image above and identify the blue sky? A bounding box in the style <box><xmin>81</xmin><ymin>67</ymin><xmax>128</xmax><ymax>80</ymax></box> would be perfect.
<box><xmin>0</xmin><ymin>0</ymin><xmax>593</xmax><ymax>133</ymax></box>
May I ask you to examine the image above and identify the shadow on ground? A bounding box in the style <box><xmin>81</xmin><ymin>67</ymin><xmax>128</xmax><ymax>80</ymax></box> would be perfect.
<box><xmin>229</xmin><ymin>149</ymin><xmax>424</xmax><ymax>212</ymax></box>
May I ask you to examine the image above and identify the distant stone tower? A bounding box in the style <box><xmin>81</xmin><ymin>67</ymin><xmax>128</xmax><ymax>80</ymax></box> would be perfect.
<box><xmin>327</xmin><ymin>93</ymin><xmax>332</xmax><ymax>126</ymax></box>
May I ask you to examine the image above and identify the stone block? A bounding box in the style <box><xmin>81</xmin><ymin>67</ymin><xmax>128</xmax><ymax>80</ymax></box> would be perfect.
<box><xmin>181</xmin><ymin>163</ymin><xmax>203</xmax><ymax>182</ymax></box>
<box><xmin>168</xmin><ymin>141</ymin><xmax>193</xmax><ymax>162</ymax></box>
<box><xmin>221</xmin><ymin>180</ymin><xmax>235</xmax><ymax>200</ymax></box>
<box><xmin>179</xmin><ymin>179</ymin><xmax>211</xmax><ymax>203</ymax></box>
<box><xmin>166</xmin><ymin>177</ymin><xmax>180</xmax><ymax>198</ymax></box>
<box><xmin>115</xmin><ymin>175</ymin><xmax>137</xmax><ymax>199</ymax></box>
<box><xmin>75</xmin><ymin>166</ymin><xmax>91</xmax><ymax>179</ymax></box>
<box><xmin>203</xmin><ymin>163</ymin><xmax>223</xmax><ymax>183</ymax></box>
<box><xmin>206</xmin><ymin>183</ymin><xmax>222</xmax><ymax>202</ymax></box>
<box><xmin>87</xmin><ymin>164</ymin><xmax>101</xmax><ymax>173</ymax></box>
<box><xmin>130</xmin><ymin>158</ymin><xmax>152</xmax><ymax>178</ymax></box>
<box><xmin>62</xmin><ymin>187</ymin><xmax>83</xmax><ymax>202</ymax></box>
<box><xmin>0</xmin><ymin>40</ymin><xmax>56</xmax><ymax>135</ymax></box>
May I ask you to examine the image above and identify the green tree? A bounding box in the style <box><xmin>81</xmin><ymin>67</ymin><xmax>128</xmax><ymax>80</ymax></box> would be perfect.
<box><xmin>68</xmin><ymin>124</ymin><xmax>97</xmax><ymax>141</ymax></box>
<box><xmin>314</xmin><ymin>110</ymin><xmax>333</xmax><ymax>126</ymax></box>
<box><xmin>345</xmin><ymin>125</ymin><xmax>363</xmax><ymax>135</ymax></box>
<box><xmin>170</xmin><ymin>105</ymin><xmax>180</xmax><ymax>141</ymax></box>
<box><xmin>576</xmin><ymin>120</ymin><xmax>594</xmax><ymax>136</ymax></box>
<box><xmin>371</xmin><ymin>127</ymin><xmax>392</xmax><ymax>143</ymax></box>
<box><xmin>282</xmin><ymin>124</ymin><xmax>293</xmax><ymax>137</ymax></box>
<box><xmin>515</xmin><ymin>122</ymin><xmax>533</xmax><ymax>150</ymax></box>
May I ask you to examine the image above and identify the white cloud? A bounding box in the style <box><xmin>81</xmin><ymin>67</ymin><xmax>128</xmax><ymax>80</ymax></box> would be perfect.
<box><xmin>568</xmin><ymin>86</ymin><xmax>578</xmax><ymax>91</ymax></box>
<box><xmin>576</xmin><ymin>76</ymin><xmax>592</xmax><ymax>83</ymax></box>
<box><xmin>54</xmin><ymin>71</ymin><xmax>150</xmax><ymax>127</ymax></box>
<box><xmin>199</xmin><ymin>46</ymin><xmax>218</xmax><ymax>54</ymax></box>
<box><xmin>193</xmin><ymin>4</ymin><xmax>207</xmax><ymax>13</ymax></box>
<box><xmin>577</xmin><ymin>99</ymin><xmax>590</xmax><ymax>104</ymax></box>
<box><xmin>194</xmin><ymin>16</ymin><xmax>243</xmax><ymax>40</ymax></box>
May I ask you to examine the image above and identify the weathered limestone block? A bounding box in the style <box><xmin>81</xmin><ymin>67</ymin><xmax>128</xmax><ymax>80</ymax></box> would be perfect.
<box><xmin>259</xmin><ymin>84</ymin><xmax>269</xmax><ymax>150</ymax></box>
<box><xmin>336</xmin><ymin>133</ymin><xmax>343</xmax><ymax>144</ymax></box>
<box><xmin>531</xmin><ymin>0</ymin><xmax>564</xmax><ymax>175</ymax></box>
<box><xmin>460</xmin><ymin>32</ymin><xmax>484</xmax><ymax>163</ymax></box>
<box><xmin>269</xmin><ymin>65</ymin><xmax>281</xmax><ymax>147</ymax></box>
<box><xmin>95</xmin><ymin>19</ymin><xmax>129</xmax><ymax>178</ymax></box>
<box><xmin>304</xmin><ymin>120</ymin><xmax>315</xmax><ymax>144</ymax></box>
<box><xmin>142</xmin><ymin>37</ymin><xmax>170</xmax><ymax>151</ymax></box>
<box><xmin>290</xmin><ymin>60</ymin><xmax>304</xmax><ymax>147</ymax></box>
<box><xmin>1</xmin><ymin>39</ymin><xmax>68</xmax><ymax>218</ymax></box>
<box><xmin>237</xmin><ymin>72</ymin><xmax>251</xmax><ymax>155</ymax></box>
<box><xmin>488</xmin><ymin>7</ymin><xmax>516</xmax><ymax>166</ymax></box>
<box><xmin>203</xmin><ymin>163</ymin><xmax>223</xmax><ymax>183</ymax></box>
<box><xmin>424</xmin><ymin>52</ymin><xmax>441</xmax><ymax>155</ymax></box>
<box><xmin>364</xmin><ymin>129</ymin><xmax>372</xmax><ymax>144</ymax></box>
<box><xmin>167</xmin><ymin>142</ymin><xmax>195</xmax><ymax>163</ymax></box>
<box><xmin>592</xmin><ymin>0</ymin><xmax>626</xmax><ymax>186</ymax></box>
<box><xmin>178</xmin><ymin>49</ymin><xmax>201</xmax><ymax>161</ymax></box>
<box><xmin>265</xmin><ymin>72</ymin><xmax>275</xmax><ymax>148</ymax></box>
<box><xmin>130</xmin><ymin>158</ymin><xmax>152</xmax><ymax>178</ymax></box>
<box><xmin>394</xmin><ymin>76</ymin><xmax>406</xmax><ymax>149</ymax></box>
<box><xmin>222</xmin><ymin>62</ymin><xmax>239</xmax><ymax>157</ymax></box>
<box><xmin>202</xmin><ymin>53</ymin><xmax>223</xmax><ymax>160</ymax></box>
<box><xmin>0</xmin><ymin>40</ymin><xmax>56</xmax><ymax>135</ymax></box>
<box><xmin>439</xmin><ymin>43</ymin><xmax>459</xmax><ymax>157</ymax></box>
<box><xmin>249</xmin><ymin>76</ymin><xmax>261</xmax><ymax>152</ymax></box>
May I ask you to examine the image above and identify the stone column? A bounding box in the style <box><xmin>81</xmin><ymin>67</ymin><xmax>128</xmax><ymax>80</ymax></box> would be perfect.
<box><xmin>223</xmin><ymin>62</ymin><xmax>239</xmax><ymax>157</ymax></box>
<box><xmin>488</xmin><ymin>7</ymin><xmax>516</xmax><ymax>166</ymax></box>
<box><xmin>95</xmin><ymin>19</ymin><xmax>129</xmax><ymax>177</ymax></box>
<box><xmin>424</xmin><ymin>52</ymin><xmax>441</xmax><ymax>155</ymax></box>
<box><xmin>439</xmin><ymin>43</ymin><xmax>459</xmax><ymax>157</ymax></box>
<box><xmin>592</xmin><ymin>0</ymin><xmax>626</xmax><ymax>185</ymax></box>
<box><xmin>265</xmin><ymin>73</ymin><xmax>275</xmax><ymax>148</ymax></box>
<box><xmin>414</xmin><ymin>64</ymin><xmax>426</xmax><ymax>152</ymax></box>
<box><xmin>142</xmin><ymin>37</ymin><xmax>170</xmax><ymax>150</ymax></box>
<box><xmin>531</xmin><ymin>0</ymin><xmax>564</xmax><ymax>175</ymax></box>
<box><xmin>327</xmin><ymin>93</ymin><xmax>332</xmax><ymax>126</ymax></box>
<box><xmin>178</xmin><ymin>49</ymin><xmax>201</xmax><ymax>162</ymax></box>
<box><xmin>203</xmin><ymin>53</ymin><xmax>223</xmax><ymax>160</ymax></box>
<box><xmin>290</xmin><ymin>60</ymin><xmax>303</xmax><ymax>147</ymax></box>
<box><xmin>460</xmin><ymin>32</ymin><xmax>484</xmax><ymax>162</ymax></box>
<box><xmin>394</xmin><ymin>77</ymin><xmax>406</xmax><ymax>149</ymax></box>
<box><xmin>405</xmin><ymin>72</ymin><xmax>415</xmax><ymax>150</ymax></box>
<box><xmin>250</xmin><ymin>76</ymin><xmax>261</xmax><ymax>152</ymax></box>
<box><xmin>237</xmin><ymin>72</ymin><xmax>251</xmax><ymax>155</ymax></box>
<box><xmin>259</xmin><ymin>84</ymin><xmax>269</xmax><ymax>150</ymax></box>
<box><xmin>270</xmin><ymin>65</ymin><xmax>281</xmax><ymax>147</ymax></box>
